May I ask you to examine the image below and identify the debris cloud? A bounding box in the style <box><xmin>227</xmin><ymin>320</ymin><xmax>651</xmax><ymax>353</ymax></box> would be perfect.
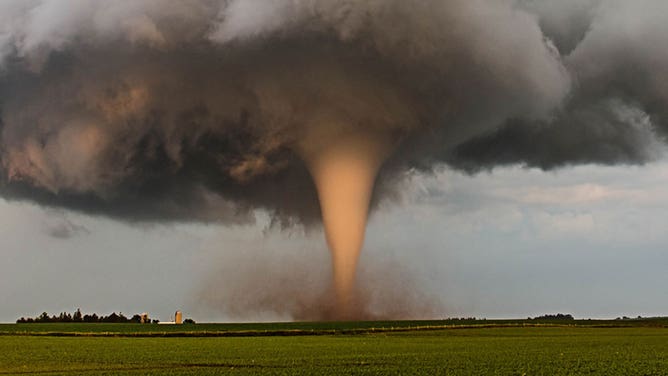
<box><xmin>197</xmin><ymin>245</ymin><xmax>444</xmax><ymax>321</ymax></box>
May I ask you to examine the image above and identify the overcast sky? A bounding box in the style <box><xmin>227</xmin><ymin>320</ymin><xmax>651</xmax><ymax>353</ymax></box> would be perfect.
<box><xmin>2</xmin><ymin>157</ymin><xmax>668</xmax><ymax>323</ymax></box>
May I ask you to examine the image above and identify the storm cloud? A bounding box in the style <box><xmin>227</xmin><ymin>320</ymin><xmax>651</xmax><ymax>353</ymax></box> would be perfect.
<box><xmin>0</xmin><ymin>0</ymin><xmax>665</xmax><ymax>225</ymax></box>
<box><xmin>449</xmin><ymin>0</ymin><xmax>668</xmax><ymax>171</ymax></box>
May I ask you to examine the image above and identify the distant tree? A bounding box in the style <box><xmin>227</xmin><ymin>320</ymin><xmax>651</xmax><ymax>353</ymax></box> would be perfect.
<box><xmin>102</xmin><ymin>312</ymin><xmax>121</xmax><ymax>323</ymax></box>
<box><xmin>532</xmin><ymin>313</ymin><xmax>574</xmax><ymax>321</ymax></box>
<box><xmin>183</xmin><ymin>318</ymin><xmax>196</xmax><ymax>324</ymax></box>
<box><xmin>37</xmin><ymin>312</ymin><xmax>50</xmax><ymax>323</ymax></box>
<box><xmin>18</xmin><ymin>310</ymin><xmax>152</xmax><ymax>324</ymax></box>
<box><xmin>73</xmin><ymin>308</ymin><xmax>83</xmax><ymax>322</ymax></box>
<box><xmin>83</xmin><ymin>313</ymin><xmax>99</xmax><ymax>323</ymax></box>
<box><xmin>57</xmin><ymin>312</ymin><xmax>73</xmax><ymax>322</ymax></box>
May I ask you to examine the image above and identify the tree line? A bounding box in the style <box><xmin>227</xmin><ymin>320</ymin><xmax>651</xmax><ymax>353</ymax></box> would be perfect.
<box><xmin>529</xmin><ymin>313</ymin><xmax>575</xmax><ymax>321</ymax></box>
<box><xmin>17</xmin><ymin>309</ymin><xmax>167</xmax><ymax>324</ymax></box>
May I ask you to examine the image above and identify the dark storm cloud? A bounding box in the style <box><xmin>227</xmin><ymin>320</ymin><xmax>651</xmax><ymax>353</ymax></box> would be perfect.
<box><xmin>447</xmin><ymin>99</ymin><xmax>661</xmax><ymax>172</ymax></box>
<box><xmin>0</xmin><ymin>0</ymin><xmax>665</xmax><ymax>224</ymax></box>
<box><xmin>448</xmin><ymin>0</ymin><xmax>668</xmax><ymax>171</ymax></box>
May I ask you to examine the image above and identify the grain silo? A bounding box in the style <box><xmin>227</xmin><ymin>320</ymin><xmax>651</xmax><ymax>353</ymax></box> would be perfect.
<box><xmin>175</xmin><ymin>311</ymin><xmax>182</xmax><ymax>324</ymax></box>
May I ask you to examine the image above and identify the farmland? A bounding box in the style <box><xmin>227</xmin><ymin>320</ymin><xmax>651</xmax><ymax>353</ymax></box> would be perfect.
<box><xmin>1</xmin><ymin>321</ymin><xmax>667</xmax><ymax>375</ymax></box>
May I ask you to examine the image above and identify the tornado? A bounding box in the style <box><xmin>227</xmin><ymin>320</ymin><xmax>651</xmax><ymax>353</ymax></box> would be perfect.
<box><xmin>297</xmin><ymin>125</ymin><xmax>393</xmax><ymax>317</ymax></box>
<box><xmin>3</xmin><ymin>0</ymin><xmax>667</xmax><ymax>320</ymax></box>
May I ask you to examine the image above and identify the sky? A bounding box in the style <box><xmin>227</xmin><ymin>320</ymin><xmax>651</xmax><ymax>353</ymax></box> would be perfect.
<box><xmin>2</xmin><ymin>158</ymin><xmax>668</xmax><ymax>323</ymax></box>
<box><xmin>2</xmin><ymin>0</ymin><xmax>668</xmax><ymax>323</ymax></box>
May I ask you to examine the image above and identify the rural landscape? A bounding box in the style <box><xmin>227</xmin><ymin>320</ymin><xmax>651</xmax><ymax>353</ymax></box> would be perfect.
<box><xmin>2</xmin><ymin>315</ymin><xmax>668</xmax><ymax>375</ymax></box>
<box><xmin>3</xmin><ymin>0</ymin><xmax>668</xmax><ymax>374</ymax></box>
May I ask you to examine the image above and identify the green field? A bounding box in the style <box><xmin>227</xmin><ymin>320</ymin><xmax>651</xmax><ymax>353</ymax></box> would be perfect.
<box><xmin>3</xmin><ymin>317</ymin><xmax>667</xmax><ymax>336</ymax></box>
<box><xmin>1</xmin><ymin>322</ymin><xmax>667</xmax><ymax>375</ymax></box>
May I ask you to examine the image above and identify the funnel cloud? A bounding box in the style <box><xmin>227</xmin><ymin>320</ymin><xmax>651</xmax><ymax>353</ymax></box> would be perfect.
<box><xmin>2</xmin><ymin>0</ymin><xmax>668</xmax><ymax>319</ymax></box>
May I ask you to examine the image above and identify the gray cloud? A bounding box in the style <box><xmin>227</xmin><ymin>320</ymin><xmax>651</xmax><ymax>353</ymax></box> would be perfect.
<box><xmin>448</xmin><ymin>0</ymin><xmax>668</xmax><ymax>171</ymax></box>
<box><xmin>519</xmin><ymin>0</ymin><xmax>601</xmax><ymax>54</ymax></box>
<box><xmin>447</xmin><ymin>99</ymin><xmax>662</xmax><ymax>172</ymax></box>
<box><xmin>46</xmin><ymin>218</ymin><xmax>90</xmax><ymax>239</ymax></box>
<box><xmin>0</xmin><ymin>0</ymin><xmax>665</xmax><ymax>225</ymax></box>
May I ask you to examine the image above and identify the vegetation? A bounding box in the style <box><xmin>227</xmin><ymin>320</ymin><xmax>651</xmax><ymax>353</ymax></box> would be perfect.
<box><xmin>16</xmin><ymin>309</ymin><xmax>196</xmax><ymax>325</ymax></box>
<box><xmin>16</xmin><ymin>309</ymin><xmax>146</xmax><ymax>324</ymax></box>
<box><xmin>3</xmin><ymin>317</ymin><xmax>668</xmax><ymax>337</ymax></box>
<box><xmin>1</xmin><ymin>326</ymin><xmax>667</xmax><ymax>375</ymax></box>
<box><xmin>530</xmin><ymin>313</ymin><xmax>575</xmax><ymax>321</ymax></box>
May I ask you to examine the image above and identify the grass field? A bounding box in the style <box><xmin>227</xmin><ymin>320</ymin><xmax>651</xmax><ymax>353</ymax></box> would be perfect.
<box><xmin>1</xmin><ymin>322</ymin><xmax>667</xmax><ymax>375</ymax></box>
<box><xmin>2</xmin><ymin>317</ymin><xmax>667</xmax><ymax>336</ymax></box>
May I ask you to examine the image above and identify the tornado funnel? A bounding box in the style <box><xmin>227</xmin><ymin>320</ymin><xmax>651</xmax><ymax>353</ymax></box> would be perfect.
<box><xmin>298</xmin><ymin>125</ymin><xmax>392</xmax><ymax>318</ymax></box>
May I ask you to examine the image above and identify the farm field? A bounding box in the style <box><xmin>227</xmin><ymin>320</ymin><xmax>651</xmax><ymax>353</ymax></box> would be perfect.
<box><xmin>1</xmin><ymin>324</ymin><xmax>668</xmax><ymax>375</ymax></box>
<box><xmin>2</xmin><ymin>317</ymin><xmax>667</xmax><ymax>336</ymax></box>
